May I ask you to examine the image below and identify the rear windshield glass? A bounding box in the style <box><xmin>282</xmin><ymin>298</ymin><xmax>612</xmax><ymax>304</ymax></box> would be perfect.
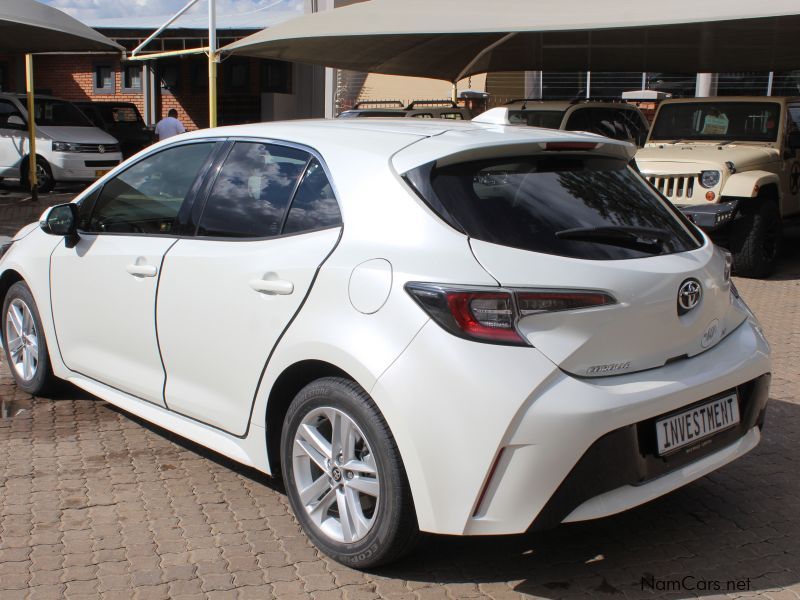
<box><xmin>650</xmin><ymin>102</ymin><xmax>781</xmax><ymax>142</ymax></box>
<box><xmin>405</xmin><ymin>155</ymin><xmax>702</xmax><ymax>260</ymax></box>
<box><xmin>508</xmin><ymin>110</ymin><xmax>564</xmax><ymax>129</ymax></box>
<box><xmin>96</xmin><ymin>104</ymin><xmax>143</xmax><ymax>124</ymax></box>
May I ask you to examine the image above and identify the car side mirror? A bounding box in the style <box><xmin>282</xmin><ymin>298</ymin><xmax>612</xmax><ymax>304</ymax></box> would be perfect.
<box><xmin>40</xmin><ymin>203</ymin><xmax>80</xmax><ymax>247</ymax></box>
<box><xmin>788</xmin><ymin>131</ymin><xmax>800</xmax><ymax>152</ymax></box>
<box><xmin>6</xmin><ymin>115</ymin><xmax>26</xmax><ymax>129</ymax></box>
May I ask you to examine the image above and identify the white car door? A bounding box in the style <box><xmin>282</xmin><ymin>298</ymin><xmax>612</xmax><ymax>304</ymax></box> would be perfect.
<box><xmin>50</xmin><ymin>141</ymin><xmax>218</xmax><ymax>405</ymax></box>
<box><xmin>0</xmin><ymin>98</ymin><xmax>26</xmax><ymax>176</ymax></box>
<box><xmin>156</xmin><ymin>141</ymin><xmax>342</xmax><ymax>435</ymax></box>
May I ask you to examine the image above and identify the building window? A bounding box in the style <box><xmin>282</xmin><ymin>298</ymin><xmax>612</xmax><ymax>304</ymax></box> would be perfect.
<box><xmin>191</xmin><ymin>60</ymin><xmax>208</xmax><ymax>91</ymax></box>
<box><xmin>122</xmin><ymin>64</ymin><xmax>142</xmax><ymax>91</ymax></box>
<box><xmin>223</xmin><ymin>59</ymin><xmax>250</xmax><ymax>93</ymax></box>
<box><xmin>94</xmin><ymin>64</ymin><xmax>115</xmax><ymax>94</ymax></box>
<box><xmin>159</xmin><ymin>62</ymin><xmax>181</xmax><ymax>94</ymax></box>
<box><xmin>261</xmin><ymin>59</ymin><xmax>292</xmax><ymax>94</ymax></box>
<box><xmin>0</xmin><ymin>63</ymin><xmax>7</xmax><ymax>92</ymax></box>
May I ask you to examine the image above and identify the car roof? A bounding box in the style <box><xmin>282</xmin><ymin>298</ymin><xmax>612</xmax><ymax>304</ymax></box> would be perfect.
<box><xmin>503</xmin><ymin>100</ymin><xmax>639</xmax><ymax>111</ymax></box>
<box><xmin>0</xmin><ymin>92</ymin><xmax>60</xmax><ymax>101</ymax></box>
<box><xmin>658</xmin><ymin>95</ymin><xmax>800</xmax><ymax>105</ymax></box>
<box><xmin>173</xmin><ymin>118</ymin><xmax>635</xmax><ymax>173</ymax></box>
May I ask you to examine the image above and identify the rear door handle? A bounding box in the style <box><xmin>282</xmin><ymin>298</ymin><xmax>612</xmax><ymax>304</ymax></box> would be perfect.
<box><xmin>126</xmin><ymin>264</ymin><xmax>158</xmax><ymax>278</ymax></box>
<box><xmin>249</xmin><ymin>278</ymin><xmax>294</xmax><ymax>295</ymax></box>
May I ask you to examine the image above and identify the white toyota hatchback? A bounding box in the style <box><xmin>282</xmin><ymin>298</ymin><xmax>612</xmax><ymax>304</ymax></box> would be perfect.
<box><xmin>0</xmin><ymin>119</ymin><xmax>771</xmax><ymax>568</ymax></box>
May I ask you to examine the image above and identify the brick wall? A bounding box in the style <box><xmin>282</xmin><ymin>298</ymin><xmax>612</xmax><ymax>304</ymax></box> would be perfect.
<box><xmin>31</xmin><ymin>55</ymin><xmax>208</xmax><ymax>130</ymax></box>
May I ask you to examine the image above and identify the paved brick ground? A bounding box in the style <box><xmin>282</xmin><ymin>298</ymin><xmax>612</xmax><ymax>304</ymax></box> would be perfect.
<box><xmin>0</xmin><ymin>217</ymin><xmax>798</xmax><ymax>599</ymax></box>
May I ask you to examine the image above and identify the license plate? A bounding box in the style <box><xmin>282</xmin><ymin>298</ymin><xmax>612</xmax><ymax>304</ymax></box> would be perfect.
<box><xmin>95</xmin><ymin>169</ymin><xmax>110</xmax><ymax>177</ymax></box>
<box><xmin>656</xmin><ymin>393</ymin><xmax>740</xmax><ymax>455</ymax></box>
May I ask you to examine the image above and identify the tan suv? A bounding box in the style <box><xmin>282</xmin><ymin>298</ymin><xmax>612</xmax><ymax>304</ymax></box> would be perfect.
<box><xmin>472</xmin><ymin>99</ymin><xmax>651</xmax><ymax>146</ymax></box>
<box><xmin>636</xmin><ymin>96</ymin><xmax>800</xmax><ymax>277</ymax></box>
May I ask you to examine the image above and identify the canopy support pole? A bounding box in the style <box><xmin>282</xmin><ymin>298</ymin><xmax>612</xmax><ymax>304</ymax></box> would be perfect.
<box><xmin>25</xmin><ymin>54</ymin><xmax>37</xmax><ymax>202</ymax></box>
<box><xmin>209</xmin><ymin>0</ymin><xmax>218</xmax><ymax>128</ymax></box>
<box><xmin>451</xmin><ymin>82</ymin><xmax>457</xmax><ymax>104</ymax></box>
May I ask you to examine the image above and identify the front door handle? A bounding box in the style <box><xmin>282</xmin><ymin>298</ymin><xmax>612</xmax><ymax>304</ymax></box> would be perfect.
<box><xmin>249</xmin><ymin>278</ymin><xmax>294</xmax><ymax>295</ymax></box>
<box><xmin>126</xmin><ymin>264</ymin><xmax>158</xmax><ymax>278</ymax></box>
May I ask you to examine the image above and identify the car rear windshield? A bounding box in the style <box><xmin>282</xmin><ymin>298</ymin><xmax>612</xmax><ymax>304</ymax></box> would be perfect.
<box><xmin>405</xmin><ymin>155</ymin><xmax>703</xmax><ymax>260</ymax></box>
<box><xmin>96</xmin><ymin>104</ymin><xmax>143</xmax><ymax>125</ymax></box>
<box><xmin>650</xmin><ymin>102</ymin><xmax>781</xmax><ymax>142</ymax></box>
<box><xmin>508</xmin><ymin>110</ymin><xmax>564</xmax><ymax>129</ymax></box>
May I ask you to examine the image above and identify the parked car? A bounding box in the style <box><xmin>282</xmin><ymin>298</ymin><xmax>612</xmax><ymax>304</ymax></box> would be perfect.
<box><xmin>338</xmin><ymin>99</ymin><xmax>472</xmax><ymax>120</ymax></box>
<box><xmin>0</xmin><ymin>119</ymin><xmax>770</xmax><ymax>568</ymax></box>
<box><xmin>473</xmin><ymin>99</ymin><xmax>651</xmax><ymax>146</ymax></box>
<box><xmin>0</xmin><ymin>93</ymin><xmax>122</xmax><ymax>192</ymax></box>
<box><xmin>76</xmin><ymin>101</ymin><xmax>154</xmax><ymax>158</ymax></box>
<box><xmin>635</xmin><ymin>96</ymin><xmax>800</xmax><ymax>278</ymax></box>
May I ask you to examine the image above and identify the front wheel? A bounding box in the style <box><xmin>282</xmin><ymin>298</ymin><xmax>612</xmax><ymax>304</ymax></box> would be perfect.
<box><xmin>281</xmin><ymin>377</ymin><xmax>418</xmax><ymax>568</ymax></box>
<box><xmin>2</xmin><ymin>281</ymin><xmax>57</xmax><ymax>395</ymax></box>
<box><xmin>21</xmin><ymin>157</ymin><xmax>55</xmax><ymax>194</ymax></box>
<box><xmin>730</xmin><ymin>201</ymin><xmax>782</xmax><ymax>278</ymax></box>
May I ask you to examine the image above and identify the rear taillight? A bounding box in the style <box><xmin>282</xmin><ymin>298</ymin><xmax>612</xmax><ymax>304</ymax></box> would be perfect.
<box><xmin>405</xmin><ymin>283</ymin><xmax>615</xmax><ymax>346</ymax></box>
<box><xmin>517</xmin><ymin>291</ymin><xmax>614</xmax><ymax>315</ymax></box>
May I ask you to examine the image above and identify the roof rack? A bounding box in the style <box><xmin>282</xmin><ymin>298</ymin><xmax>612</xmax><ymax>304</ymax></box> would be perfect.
<box><xmin>405</xmin><ymin>99</ymin><xmax>458</xmax><ymax>109</ymax></box>
<box><xmin>352</xmin><ymin>100</ymin><xmax>405</xmax><ymax>109</ymax></box>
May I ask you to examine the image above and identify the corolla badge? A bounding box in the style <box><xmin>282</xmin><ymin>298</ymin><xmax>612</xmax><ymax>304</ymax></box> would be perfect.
<box><xmin>677</xmin><ymin>279</ymin><xmax>702</xmax><ymax>315</ymax></box>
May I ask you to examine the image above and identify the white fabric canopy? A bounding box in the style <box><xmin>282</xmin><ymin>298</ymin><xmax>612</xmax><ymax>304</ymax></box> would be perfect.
<box><xmin>223</xmin><ymin>0</ymin><xmax>800</xmax><ymax>81</ymax></box>
<box><xmin>0</xmin><ymin>0</ymin><xmax>123</xmax><ymax>53</ymax></box>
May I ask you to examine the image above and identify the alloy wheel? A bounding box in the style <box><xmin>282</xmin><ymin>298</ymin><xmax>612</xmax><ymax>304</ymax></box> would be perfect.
<box><xmin>292</xmin><ymin>406</ymin><xmax>380</xmax><ymax>544</ymax></box>
<box><xmin>5</xmin><ymin>299</ymin><xmax>39</xmax><ymax>381</ymax></box>
<box><xmin>35</xmin><ymin>163</ymin><xmax>51</xmax><ymax>191</ymax></box>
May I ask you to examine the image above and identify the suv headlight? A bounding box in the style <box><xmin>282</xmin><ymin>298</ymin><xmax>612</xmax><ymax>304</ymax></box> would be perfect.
<box><xmin>700</xmin><ymin>170</ymin><xmax>721</xmax><ymax>188</ymax></box>
<box><xmin>52</xmin><ymin>141</ymin><xmax>79</xmax><ymax>152</ymax></box>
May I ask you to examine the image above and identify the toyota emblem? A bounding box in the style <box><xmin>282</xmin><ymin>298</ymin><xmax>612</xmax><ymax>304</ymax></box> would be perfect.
<box><xmin>677</xmin><ymin>279</ymin><xmax>702</xmax><ymax>315</ymax></box>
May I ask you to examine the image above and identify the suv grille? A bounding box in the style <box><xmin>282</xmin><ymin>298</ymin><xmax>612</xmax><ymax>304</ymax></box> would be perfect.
<box><xmin>646</xmin><ymin>175</ymin><xmax>698</xmax><ymax>199</ymax></box>
<box><xmin>74</xmin><ymin>143</ymin><xmax>121</xmax><ymax>154</ymax></box>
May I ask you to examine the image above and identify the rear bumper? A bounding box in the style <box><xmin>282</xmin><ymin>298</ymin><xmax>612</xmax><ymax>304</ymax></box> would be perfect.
<box><xmin>374</xmin><ymin>315</ymin><xmax>770</xmax><ymax>536</ymax></box>
<box><xmin>532</xmin><ymin>374</ymin><xmax>769</xmax><ymax>529</ymax></box>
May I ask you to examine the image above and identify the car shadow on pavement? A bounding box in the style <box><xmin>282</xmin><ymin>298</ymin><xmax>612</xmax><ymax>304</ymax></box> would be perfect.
<box><xmin>765</xmin><ymin>223</ymin><xmax>800</xmax><ymax>281</ymax></box>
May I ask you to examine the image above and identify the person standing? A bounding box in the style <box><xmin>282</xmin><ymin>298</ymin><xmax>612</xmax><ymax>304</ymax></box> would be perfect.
<box><xmin>155</xmin><ymin>109</ymin><xmax>185</xmax><ymax>141</ymax></box>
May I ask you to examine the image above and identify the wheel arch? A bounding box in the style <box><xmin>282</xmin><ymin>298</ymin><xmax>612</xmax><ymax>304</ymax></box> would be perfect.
<box><xmin>263</xmin><ymin>359</ymin><xmax>352</xmax><ymax>474</ymax></box>
<box><xmin>0</xmin><ymin>269</ymin><xmax>24</xmax><ymax>344</ymax></box>
<box><xmin>721</xmin><ymin>170</ymin><xmax>781</xmax><ymax>201</ymax></box>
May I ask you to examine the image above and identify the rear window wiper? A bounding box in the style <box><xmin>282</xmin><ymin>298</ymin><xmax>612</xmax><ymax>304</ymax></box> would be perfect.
<box><xmin>555</xmin><ymin>226</ymin><xmax>672</xmax><ymax>253</ymax></box>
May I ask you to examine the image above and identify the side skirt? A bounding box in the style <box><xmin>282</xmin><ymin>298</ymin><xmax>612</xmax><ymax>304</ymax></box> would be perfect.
<box><xmin>67</xmin><ymin>373</ymin><xmax>272</xmax><ymax>475</ymax></box>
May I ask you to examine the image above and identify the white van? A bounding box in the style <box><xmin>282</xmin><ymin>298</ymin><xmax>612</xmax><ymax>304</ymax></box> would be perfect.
<box><xmin>0</xmin><ymin>93</ymin><xmax>122</xmax><ymax>192</ymax></box>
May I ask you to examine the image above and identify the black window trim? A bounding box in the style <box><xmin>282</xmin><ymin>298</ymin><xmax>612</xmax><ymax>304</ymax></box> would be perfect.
<box><xmin>75</xmin><ymin>138</ymin><xmax>226</xmax><ymax>239</ymax></box>
<box><xmin>189</xmin><ymin>135</ymin><xmax>344</xmax><ymax>243</ymax></box>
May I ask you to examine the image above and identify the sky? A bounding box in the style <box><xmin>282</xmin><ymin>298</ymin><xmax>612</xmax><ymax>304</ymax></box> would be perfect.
<box><xmin>39</xmin><ymin>0</ymin><xmax>304</xmax><ymax>21</ymax></box>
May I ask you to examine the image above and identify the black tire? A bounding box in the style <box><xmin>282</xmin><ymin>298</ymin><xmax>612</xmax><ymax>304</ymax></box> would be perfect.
<box><xmin>281</xmin><ymin>377</ymin><xmax>418</xmax><ymax>568</ymax></box>
<box><xmin>730</xmin><ymin>201</ymin><xmax>782</xmax><ymax>278</ymax></box>
<box><xmin>21</xmin><ymin>156</ymin><xmax>55</xmax><ymax>194</ymax></box>
<box><xmin>2</xmin><ymin>281</ymin><xmax>58</xmax><ymax>395</ymax></box>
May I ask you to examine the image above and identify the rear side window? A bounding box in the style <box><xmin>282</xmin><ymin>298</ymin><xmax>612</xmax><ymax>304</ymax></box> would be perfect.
<box><xmin>405</xmin><ymin>155</ymin><xmax>702</xmax><ymax>260</ymax></box>
<box><xmin>197</xmin><ymin>142</ymin><xmax>309</xmax><ymax>238</ymax></box>
<box><xmin>283</xmin><ymin>159</ymin><xmax>342</xmax><ymax>234</ymax></box>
